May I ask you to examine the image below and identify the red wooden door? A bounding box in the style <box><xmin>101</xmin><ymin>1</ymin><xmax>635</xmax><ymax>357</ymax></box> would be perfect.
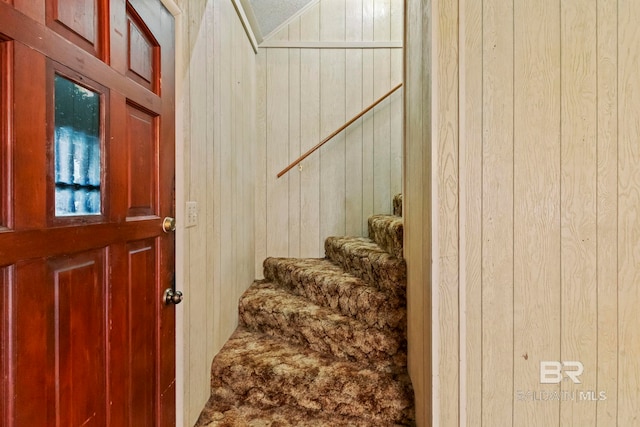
<box><xmin>0</xmin><ymin>0</ymin><xmax>177</xmax><ymax>425</ymax></box>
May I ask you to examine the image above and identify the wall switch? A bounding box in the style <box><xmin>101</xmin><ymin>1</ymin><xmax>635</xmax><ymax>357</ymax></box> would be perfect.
<box><xmin>185</xmin><ymin>201</ymin><xmax>198</xmax><ymax>228</ymax></box>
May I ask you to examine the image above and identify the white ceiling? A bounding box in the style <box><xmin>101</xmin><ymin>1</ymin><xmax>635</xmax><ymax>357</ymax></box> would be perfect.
<box><xmin>247</xmin><ymin>0</ymin><xmax>315</xmax><ymax>40</ymax></box>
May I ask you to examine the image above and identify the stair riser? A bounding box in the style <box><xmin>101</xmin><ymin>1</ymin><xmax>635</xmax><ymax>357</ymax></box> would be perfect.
<box><xmin>209</xmin><ymin>329</ymin><xmax>414</xmax><ymax>425</ymax></box>
<box><xmin>325</xmin><ymin>237</ymin><xmax>407</xmax><ymax>298</ymax></box>
<box><xmin>239</xmin><ymin>282</ymin><xmax>407</xmax><ymax>370</ymax></box>
<box><xmin>368</xmin><ymin>214</ymin><xmax>404</xmax><ymax>259</ymax></box>
<box><xmin>197</xmin><ymin>387</ymin><xmax>389</xmax><ymax>427</ymax></box>
<box><xmin>393</xmin><ymin>193</ymin><xmax>403</xmax><ymax>217</ymax></box>
<box><xmin>263</xmin><ymin>258</ymin><xmax>407</xmax><ymax>331</ymax></box>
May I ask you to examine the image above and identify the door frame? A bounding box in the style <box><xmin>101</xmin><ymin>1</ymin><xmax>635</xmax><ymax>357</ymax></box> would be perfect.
<box><xmin>157</xmin><ymin>1</ymin><xmax>185</xmax><ymax>426</ymax></box>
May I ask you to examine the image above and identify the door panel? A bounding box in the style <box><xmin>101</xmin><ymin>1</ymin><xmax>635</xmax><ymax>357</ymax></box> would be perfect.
<box><xmin>11</xmin><ymin>260</ymin><xmax>53</xmax><ymax>426</ymax></box>
<box><xmin>45</xmin><ymin>0</ymin><xmax>105</xmax><ymax>58</ymax></box>
<box><xmin>13</xmin><ymin>42</ymin><xmax>47</xmax><ymax>230</ymax></box>
<box><xmin>49</xmin><ymin>0</ymin><xmax>97</xmax><ymax>43</ymax></box>
<box><xmin>0</xmin><ymin>40</ymin><xmax>10</xmax><ymax>229</ymax></box>
<box><xmin>0</xmin><ymin>0</ymin><xmax>176</xmax><ymax>425</ymax></box>
<box><xmin>126</xmin><ymin>5</ymin><xmax>158</xmax><ymax>92</ymax></box>
<box><xmin>128</xmin><ymin>239</ymin><xmax>158</xmax><ymax>427</ymax></box>
<box><xmin>126</xmin><ymin>103</ymin><xmax>158</xmax><ymax>218</ymax></box>
<box><xmin>0</xmin><ymin>266</ymin><xmax>12</xmax><ymax>424</ymax></box>
<box><xmin>12</xmin><ymin>0</ymin><xmax>44</xmax><ymax>23</ymax></box>
<box><xmin>11</xmin><ymin>252</ymin><xmax>108</xmax><ymax>426</ymax></box>
<box><xmin>50</xmin><ymin>250</ymin><xmax>108</xmax><ymax>427</ymax></box>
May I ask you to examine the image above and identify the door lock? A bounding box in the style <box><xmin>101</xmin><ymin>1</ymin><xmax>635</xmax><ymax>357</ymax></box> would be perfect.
<box><xmin>162</xmin><ymin>216</ymin><xmax>176</xmax><ymax>233</ymax></box>
<box><xmin>163</xmin><ymin>288</ymin><xmax>183</xmax><ymax>305</ymax></box>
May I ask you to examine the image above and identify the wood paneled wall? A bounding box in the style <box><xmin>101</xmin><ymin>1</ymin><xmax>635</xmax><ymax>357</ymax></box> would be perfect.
<box><xmin>174</xmin><ymin>0</ymin><xmax>256</xmax><ymax>424</ymax></box>
<box><xmin>255</xmin><ymin>0</ymin><xmax>403</xmax><ymax>274</ymax></box>
<box><xmin>406</xmin><ymin>0</ymin><xmax>640</xmax><ymax>425</ymax></box>
<box><xmin>404</xmin><ymin>1</ymin><xmax>432</xmax><ymax>425</ymax></box>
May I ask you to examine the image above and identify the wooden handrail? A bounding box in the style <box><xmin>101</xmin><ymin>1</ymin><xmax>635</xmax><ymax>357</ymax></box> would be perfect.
<box><xmin>277</xmin><ymin>82</ymin><xmax>403</xmax><ymax>178</ymax></box>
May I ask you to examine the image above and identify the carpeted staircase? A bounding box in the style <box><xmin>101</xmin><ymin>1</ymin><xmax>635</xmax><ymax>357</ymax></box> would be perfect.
<box><xmin>195</xmin><ymin>194</ymin><xmax>414</xmax><ymax>426</ymax></box>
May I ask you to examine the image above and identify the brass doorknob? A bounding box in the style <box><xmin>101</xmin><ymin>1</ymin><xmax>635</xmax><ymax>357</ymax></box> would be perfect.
<box><xmin>162</xmin><ymin>217</ymin><xmax>176</xmax><ymax>233</ymax></box>
<box><xmin>163</xmin><ymin>288</ymin><xmax>183</xmax><ymax>305</ymax></box>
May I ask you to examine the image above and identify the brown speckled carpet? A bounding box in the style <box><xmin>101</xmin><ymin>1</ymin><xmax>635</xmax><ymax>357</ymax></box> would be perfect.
<box><xmin>195</xmin><ymin>194</ymin><xmax>414</xmax><ymax>426</ymax></box>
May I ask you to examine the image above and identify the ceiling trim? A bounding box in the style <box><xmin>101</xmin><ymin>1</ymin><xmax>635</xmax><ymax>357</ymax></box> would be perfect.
<box><xmin>259</xmin><ymin>40</ymin><xmax>404</xmax><ymax>49</ymax></box>
<box><xmin>232</xmin><ymin>0</ymin><xmax>260</xmax><ymax>53</ymax></box>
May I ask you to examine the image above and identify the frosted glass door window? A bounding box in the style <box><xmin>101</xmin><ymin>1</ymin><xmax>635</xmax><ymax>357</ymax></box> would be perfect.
<box><xmin>54</xmin><ymin>75</ymin><xmax>101</xmax><ymax>216</ymax></box>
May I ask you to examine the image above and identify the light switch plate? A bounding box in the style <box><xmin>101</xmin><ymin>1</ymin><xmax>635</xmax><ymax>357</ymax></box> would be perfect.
<box><xmin>186</xmin><ymin>201</ymin><xmax>198</xmax><ymax>228</ymax></box>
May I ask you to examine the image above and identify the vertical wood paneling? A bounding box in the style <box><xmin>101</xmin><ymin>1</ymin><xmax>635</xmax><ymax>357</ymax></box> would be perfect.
<box><xmin>246</xmin><ymin>32</ymin><xmax>257</xmax><ymax>281</ymax></box>
<box><xmin>220</xmin><ymin>0</ymin><xmax>239</xmax><ymax>337</ymax></box>
<box><xmin>288</xmin><ymin>22</ymin><xmax>301</xmax><ymax>255</ymax></box>
<box><xmin>257</xmin><ymin>0</ymin><xmax>403</xmax><ymax>259</ymax></box>
<box><xmin>269</xmin><ymin>15</ymin><xmax>290</xmax><ymax>42</ymax></box>
<box><xmin>618</xmin><ymin>0</ymin><xmax>640</xmax><ymax>423</ymax></box>
<box><xmin>433</xmin><ymin>0</ymin><xmax>460</xmax><ymax>425</ymax></box>
<box><xmin>233</xmin><ymin>2</ymin><xmax>244</xmax><ymax>307</ymax></box>
<box><xmin>373</xmin><ymin>0</ymin><xmax>392</xmax><ymax>214</ymax></box>
<box><xmin>246</xmin><ymin>33</ymin><xmax>257</xmax><ymax>282</ymax></box>
<box><xmin>299</xmin><ymin>0</ymin><xmax>321</xmax><ymax>258</ymax></box>
<box><xmin>404</xmin><ymin>0</ymin><xmax>431</xmax><ymax>424</ymax></box>
<box><xmin>255</xmin><ymin>51</ymin><xmax>267</xmax><ymax>276</ymax></box>
<box><xmin>319</xmin><ymin>0</ymin><xmax>345</xmax><ymax>42</ymax></box>
<box><xmin>346</xmin><ymin>0</ymin><xmax>363</xmax><ymax>42</ymax></box>
<box><xmin>459</xmin><ymin>0</ymin><xmax>482</xmax><ymax>424</ymax></box>
<box><xmin>218</xmin><ymin>0</ymin><xmax>233</xmax><ymax>345</ymax></box>
<box><xmin>482</xmin><ymin>0</ymin><xmax>514</xmax><ymax>425</ymax></box>
<box><xmin>319</xmin><ymin>47</ymin><xmax>346</xmax><ymax>241</ymax></box>
<box><xmin>362</xmin><ymin>0</ymin><xmax>375</xmax><ymax>233</ymax></box>
<box><xmin>300</xmin><ymin>1</ymin><xmax>320</xmax><ymax>41</ymax></box>
<box><xmin>287</xmin><ymin>16</ymin><xmax>302</xmax><ymax>42</ymax></box>
<box><xmin>361</xmin><ymin>47</ymin><xmax>375</xmax><ymax>232</ymax></box>
<box><xmin>186</xmin><ymin>0</ymin><xmax>208</xmax><ymax>420</ymax></box>
<box><xmin>345</xmin><ymin>59</ymin><xmax>363</xmax><ymax>235</ymax></box>
<box><xmin>406</xmin><ymin>0</ymin><xmax>640</xmax><ymax>425</ymax></box>
<box><xmin>206</xmin><ymin>0</ymin><xmax>218</xmax><ymax>363</ymax></box>
<box><xmin>390</xmin><ymin>0</ymin><xmax>403</xmax><ymax>199</ymax></box>
<box><xmin>513</xmin><ymin>1</ymin><xmax>561</xmax><ymax>426</ymax></box>
<box><xmin>179</xmin><ymin>0</ymin><xmax>257</xmax><ymax>424</ymax></box>
<box><xmin>345</xmin><ymin>0</ymin><xmax>364</xmax><ymax>236</ymax></box>
<box><xmin>266</xmin><ymin>48</ymin><xmax>290</xmax><ymax>256</ymax></box>
<box><xmin>389</xmin><ymin>86</ymin><xmax>402</xmax><ymax>199</ymax></box>
<box><xmin>596</xmin><ymin>0</ymin><xmax>618</xmax><ymax>424</ymax></box>
<box><xmin>299</xmin><ymin>48</ymin><xmax>321</xmax><ymax>257</ymax></box>
<box><xmin>319</xmin><ymin>1</ymin><xmax>347</xmax><ymax>244</ymax></box>
<box><xmin>560</xmin><ymin>1</ymin><xmax>597</xmax><ymax>425</ymax></box>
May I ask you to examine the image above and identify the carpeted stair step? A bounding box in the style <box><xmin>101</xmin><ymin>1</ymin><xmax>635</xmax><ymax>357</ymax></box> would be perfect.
<box><xmin>195</xmin><ymin>386</ymin><xmax>405</xmax><ymax>426</ymax></box>
<box><xmin>239</xmin><ymin>281</ymin><xmax>406</xmax><ymax>370</ymax></box>
<box><xmin>368</xmin><ymin>214</ymin><xmax>404</xmax><ymax>259</ymax></box>
<box><xmin>262</xmin><ymin>257</ymin><xmax>406</xmax><ymax>331</ymax></box>
<box><xmin>324</xmin><ymin>236</ymin><xmax>406</xmax><ymax>298</ymax></box>
<box><xmin>393</xmin><ymin>193</ymin><xmax>403</xmax><ymax>217</ymax></box>
<box><xmin>204</xmin><ymin>326</ymin><xmax>414</xmax><ymax>425</ymax></box>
